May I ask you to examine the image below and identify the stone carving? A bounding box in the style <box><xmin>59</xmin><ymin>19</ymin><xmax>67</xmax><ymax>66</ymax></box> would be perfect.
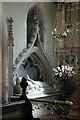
<box><xmin>13</xmin><ymin>48</ymin><xmax>27</xmax><ymax>70</ymax></box>
<box><xmin>14</xmin><ymin>77</ymin><xmax>22</xmax><ymax>95</ymax></box>
<box><xmin>8</xmin><ymin>17</ymin><xmax>14</xmax><ymax>46</ymax></box>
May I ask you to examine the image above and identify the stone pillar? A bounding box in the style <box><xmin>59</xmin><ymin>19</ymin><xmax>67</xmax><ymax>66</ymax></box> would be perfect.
<box><xmin>8</xmin><ymin>17</ymin><xmax>14</xmax><ymax>101</ymax></box>
<box><xmin>0</xmin><ymin>2</ymin><xmax>2</xmax><ymax>119</ymax></box>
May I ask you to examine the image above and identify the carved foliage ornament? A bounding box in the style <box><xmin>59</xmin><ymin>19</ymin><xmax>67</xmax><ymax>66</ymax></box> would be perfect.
<box><xmin>8</xmin><ymin>17</ymin><xmax>14</xmax><ymax>46</ymax></box>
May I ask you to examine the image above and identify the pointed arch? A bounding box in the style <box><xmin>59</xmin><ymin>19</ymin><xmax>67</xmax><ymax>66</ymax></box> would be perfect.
<box><xmin>13</xmin><ymin>5</ymin><xmax>54</xmax><ymax>87</ymax></box>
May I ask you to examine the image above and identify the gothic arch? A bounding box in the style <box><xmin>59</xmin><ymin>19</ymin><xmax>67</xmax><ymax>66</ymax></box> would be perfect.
<box><xmin>13</xmin><ymin>5</ymin><xmax>54</xmax><ymax>86</ymax></box>
<box><xmin>13</xmin><ymin>46</ymin><xmax>54</xmax><ymax>85</ymax></box>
